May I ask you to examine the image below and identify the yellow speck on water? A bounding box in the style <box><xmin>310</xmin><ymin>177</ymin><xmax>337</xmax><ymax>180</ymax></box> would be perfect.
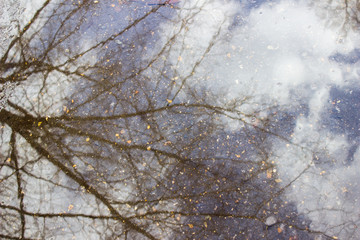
<box><xmin>86</xmin><ymin>138</ymin><xmax>90</xmax><ymax>142</ymax></box>
<box><xmin>68</xmin><ymin>204</ymin><xmax>74</xmax><ymax>211</ymax></box>
<box><xmin>266</xmin><ymin>169</ymin><xmax>272</xmax><ymax>179</ymax></box>
<box><xmin>87</xmin><ymin>165</ymin><xmax>94</xmax><ymax>171</ymax></box>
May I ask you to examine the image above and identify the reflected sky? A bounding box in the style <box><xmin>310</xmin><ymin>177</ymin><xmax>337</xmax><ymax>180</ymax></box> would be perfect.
<box><xmin>1</xmin><ymin>0</ymin><xmax>360</xmax><ymax>239</ymax></box>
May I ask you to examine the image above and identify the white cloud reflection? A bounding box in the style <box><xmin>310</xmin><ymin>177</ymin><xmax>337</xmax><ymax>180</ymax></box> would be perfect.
<box><xmin>154</xmin><ymin>0</ymin><xmax>360</xmax><ymax>238</ymax></box>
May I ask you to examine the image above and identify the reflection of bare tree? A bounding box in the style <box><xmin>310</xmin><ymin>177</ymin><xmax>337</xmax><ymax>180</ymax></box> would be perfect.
<box><xmin>0</xmin><ymin>1</ymin><xmax>347</xmax><ymax>239</ymax></box>
<box><xmin>311</xmin><ymin>0</ymin><xmax>359</xmax><ymax>37</ymax></box>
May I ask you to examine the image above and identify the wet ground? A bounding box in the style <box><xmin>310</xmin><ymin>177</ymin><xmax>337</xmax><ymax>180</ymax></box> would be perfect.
<box><xmin>1</xmin><ymin>0</ymin><xmax>360</xmax><ymax>239</ymax></box>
